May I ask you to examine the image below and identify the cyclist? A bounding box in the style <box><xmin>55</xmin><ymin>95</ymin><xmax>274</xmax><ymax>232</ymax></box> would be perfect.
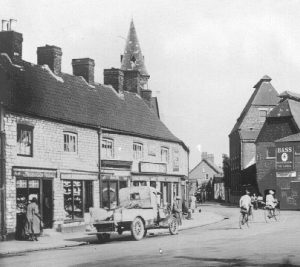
<box><xmin>239</xmin><ymin>190</ymin><xmax>252</xmax><ymax>218</ymax></box>
<box><xmin>265</xmin><ymin>190</ymin><xmax>278</xmax><ymax>217</ymax></box>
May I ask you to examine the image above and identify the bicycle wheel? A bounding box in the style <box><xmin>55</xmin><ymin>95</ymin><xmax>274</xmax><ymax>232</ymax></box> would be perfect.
<box><xmin>274</xmin><ymin>208</ymin><xmax>280</xmax><ymax>221</ymax></box>
<box><xmin>264</xmin><ymin>208</ymin><xmax>271</xmax><ymax>223</ymax></box>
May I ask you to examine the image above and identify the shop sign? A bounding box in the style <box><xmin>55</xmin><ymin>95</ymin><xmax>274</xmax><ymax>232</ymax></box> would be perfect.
<box><xmin>276</xmin><ymin>171</ymin><xmax>296</xmax><ymax>178</ymax></box>
<box><xmin>276</xmin><ymin>145</ymin><xmax>294</xmax><ymax>171</ymax></box>
<box><xmin>139</xmin><ymin>162</ymin><xmax>167</xmax><ymax>173</ymax></box>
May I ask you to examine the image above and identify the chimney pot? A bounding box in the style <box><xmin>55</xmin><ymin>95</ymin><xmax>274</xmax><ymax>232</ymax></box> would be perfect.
<box><xmin>0</xmin><ymin>30</ymin><xmax>23</xmax><ymax>61</ymax></box>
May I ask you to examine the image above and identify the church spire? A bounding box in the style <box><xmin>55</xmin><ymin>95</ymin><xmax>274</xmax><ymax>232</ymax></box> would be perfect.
<box><xmin>121</xmin><ymin>19</ymin><xmax>149</xmax><ymax>88</ymax></box>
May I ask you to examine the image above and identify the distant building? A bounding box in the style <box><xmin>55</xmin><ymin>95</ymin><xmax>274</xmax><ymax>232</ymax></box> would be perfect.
<box><xmin>228</xmin><ymin>76</ymin><xmax>279</xmax><ymax>203</ymax></box>
<box><xmin>189</xmin><ymin>152</ymin><xmax>222</xmax><ymax>200</ymax></box>
<box><xmin>256</xmin><ymin>91</ymin><xmax>300</xmax><ymax>202</ymax></box>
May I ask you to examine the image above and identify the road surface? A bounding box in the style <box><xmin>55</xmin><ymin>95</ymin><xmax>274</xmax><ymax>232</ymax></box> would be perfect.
<box><xmin>1</xmin><ymin>204</ymin><xmax>299</xmax><ymax>266</ymax></box>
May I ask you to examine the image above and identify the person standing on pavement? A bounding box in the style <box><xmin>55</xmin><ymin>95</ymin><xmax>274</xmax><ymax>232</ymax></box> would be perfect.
<box><xmin>25</xmin><ymin>197</ymin><xmax>41</xmax><ymax>241</ymax></box>
<box><xmin>190</xmin><ymin>194</ymin><xmax>196</xmax><ymax>213</ymax></box>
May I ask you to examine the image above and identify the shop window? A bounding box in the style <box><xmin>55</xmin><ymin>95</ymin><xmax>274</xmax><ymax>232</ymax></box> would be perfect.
<box><xmin>266</xmin><ymin>147</ymin><xmax>275</xmax><ymax>159</ymax></box>
<box><xmin>133</xmin><ymin>143</ymin><xmax>143</xmax><ymax>160</ymax></box>
<box><xmin>150</xmin><ymin>181</ymin><xmax>157</xmax><ymax>188</ymax></box>
<box><xmin>16</xmin><ymin>179</ymin><xmax>40</xmax><ymax>213</ymax></box>
<box><xmin>102</xmin><ymin>138</ymin><xmax>114</xmax><ymax>159</ymax></box>
<box><xmin>133</xmin><ymin>181</ymin><xmax>147</xmax><ymax>187</ymax></box>
<box><xmin>64</xmin><ymin>180</ymin><xmax>93</xmax><ymax>220</ymax></box>
<box><xmin>64</xmin><ymin>132</ymin><xmax>77</xmax><ymax>153</ymax></box>
<box><xmin>101</xmin><ymin>177</ymin><xmax>128</xmax><ymax>210</ymax></box>
<box><xmin>161</xmin><ymin>147</ymin><xmax>169</xmax><ymax>163</ymax></box>
<box><xmin>17</xmin><ymin>124</ymin><xmax>33</xmax><ymax>156</ymax></box>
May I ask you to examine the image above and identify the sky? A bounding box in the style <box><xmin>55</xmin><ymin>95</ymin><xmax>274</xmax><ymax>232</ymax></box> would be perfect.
<box><xmin>2</xmin><ymin>0</ymin><xmax>300</xmax><ymax>169</ymax></box>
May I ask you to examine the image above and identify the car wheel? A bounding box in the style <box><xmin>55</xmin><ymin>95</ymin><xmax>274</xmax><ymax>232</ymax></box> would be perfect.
<box><xmin>131</xmin><ymin>217</ymin><xmax>145</xmax><ymax>241</ymax></box>
<box><xmin>97</xmin><ymin>233</ymin><xmax>110</xmax><ymax>243</ymax></box>
<box><xmin>169</xmin><ymin>217</ymin><xmax>179</xmax><ymax>235</ymax></box>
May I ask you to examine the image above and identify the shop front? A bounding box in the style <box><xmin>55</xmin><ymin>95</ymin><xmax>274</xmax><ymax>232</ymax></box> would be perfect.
<box><xmin>100</xmin><ymin>160</ymin><xmax>132</xmax><ymax>209</ymax></box>
<box><xmin>14</xmin><ymin>168</ymin><xmax>56</xmax><ymax>239</ymax></box>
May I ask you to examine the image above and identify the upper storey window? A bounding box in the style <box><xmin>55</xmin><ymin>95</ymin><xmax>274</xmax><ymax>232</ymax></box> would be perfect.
<box><xmin>161</xmin><ymin>147</ymin><xmax>169</xmax><ymax>163</ymax></box>
<box><xmin>17</xmin><ymin>124</ymin><xmax>33</xmax><ymax>156</ymax></box>
<box><xmin>102</xmin><ymin>138</ymin><xmax>114</xmax><ymax>159</ymax></box>
<box><xmin>133</xmin><ymin>143</ymin><xmax>143</xmax><ymax>160</ymax></box>
<box><xmin>259</xmin><ymin>109</ymin><xmax>268</xmax><ymax>122</ymax></box>
<box><xmin>64</xmin><ymin>132</ymin><xmax>77</xmax><ymax>153</ymax></box>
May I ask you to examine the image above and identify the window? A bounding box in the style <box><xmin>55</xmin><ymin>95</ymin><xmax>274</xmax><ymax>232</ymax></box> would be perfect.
<box><xmin>202</xmin><ymin>167</ymin><xmax>205</xmax><ymax>173</ymax></box>
<box><xmin>266</xmin><ymin>147</ymin><xmax>276</xmax><ymax>159</ymax></box>
<box><xmin>133</xmin><ymin>181</ymin><xmax>147</xmax><ymax>187</ymax></box>
<box><xmin>17</xmin><ymin>124</ymin><xmax>33</xmax><ymax>156</ymax></box>
<box><xmin>64</xmin><ymin>132</ymin><xmax>77</xmax><ymax>153</ymax></box>
<box><xmin>161</xmin><ymin>147</ymin><xmax>169</xmax><ymax>162</ymax></box>
<box><xmin>102</xmin><ymin>138</ymin><xmax>114</xmax><ymax>158</ymax></box>
<box><xmin>206</xmin><ymin>174</ymin><xmax>209</xmax><ymax>179</ymax></box>
<box><xmin>259</xmin><ymin>109</ymin><xmax>268</xmax><ymax>122</ymax></box>
<box><xmin>63</xmin><ymin>180</ymin><xmax>93</xmax><ymax>220</ymax></box>
<box><xmin>150</xmin><ymin>181</ymin><xmax>157</xmax><ymax>188</ymax></box>
<box><xmin>133</xmin><ymin>143</ymin><xmax>143</xmax><ymax>160</ymax></box>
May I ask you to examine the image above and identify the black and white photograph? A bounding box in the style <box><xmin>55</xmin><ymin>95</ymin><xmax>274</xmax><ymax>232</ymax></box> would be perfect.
<box><xmin>0</xmin><ymin>0</ymin><xmax>300</xmax><ymax>266</ymax></box>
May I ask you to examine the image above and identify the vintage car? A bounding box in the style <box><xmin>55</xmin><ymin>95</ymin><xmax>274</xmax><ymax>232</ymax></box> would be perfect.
<box><xmin>89</xmin><ymin>186</ymin><xmax>179</xmax><ymax>242</ymax></box>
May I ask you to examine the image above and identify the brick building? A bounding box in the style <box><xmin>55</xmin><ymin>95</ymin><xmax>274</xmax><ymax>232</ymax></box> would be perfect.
<box><xmin>256</xmin><ymin>91</ymin><xmax>300</xmax><ymax>199</ymax></box>
<box><xmin>228</xmin><ymin>76</ymin><xmax>279</xmax><ymax>203</ymax></box>
<box><xmin>0</xmin><ymin>21</ymin><xmax>189</xmax><ymax>239</ymax></box>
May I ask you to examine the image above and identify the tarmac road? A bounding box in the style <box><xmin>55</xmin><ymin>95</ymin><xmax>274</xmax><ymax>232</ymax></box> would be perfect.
<box><xmin>1</xmin><ymin>203</ymin><xmax>300</xmax><ymax>267</ymax></box>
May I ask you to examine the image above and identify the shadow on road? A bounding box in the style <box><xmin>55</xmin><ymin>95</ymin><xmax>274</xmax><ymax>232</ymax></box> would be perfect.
<box><xmin>174</xmin><ymin>256</ymin><xmax>300</xmax><ymax>267</ymax></box>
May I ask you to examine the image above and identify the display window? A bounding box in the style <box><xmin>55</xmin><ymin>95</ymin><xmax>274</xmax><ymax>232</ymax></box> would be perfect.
<box><xmin>63</xmin><ymin>180</ymin><xmax>93</xmax><ymax>221</ymax></box>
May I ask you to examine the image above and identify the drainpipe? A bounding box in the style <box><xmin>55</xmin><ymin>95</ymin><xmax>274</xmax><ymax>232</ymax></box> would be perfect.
<box><xmin>0</xmin><ymin>104</ymin><xmax>6</xmax><ymax>240</ymax></box>
<box><xmin>97</xmin><ymin>127</ymin><xmax>102</xmax><ymax>208</ymax></box>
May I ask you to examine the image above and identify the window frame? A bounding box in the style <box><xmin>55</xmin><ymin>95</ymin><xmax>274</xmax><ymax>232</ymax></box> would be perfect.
<box><xmin>161</xmin><ymin>147</ymin><xmax>169</xmax><ymax>163</ymax></box>
<box><xmin>63</xmin><ymin>131</ymin><xmax>78</xmax><ymax>153</ymax></box>
<box><xmin>102</xmin><ymin>138</ymin><xmax>114</xmax><ymax>159</ymax></box>
<box><xmin>17</xmin><ymin>124</ymin><xmax>34</xmax><ymax>157</ymax></box>
<box><xmin>133</xmin><ymin>142</ymin><xmax>144</xmax><ymax>160</ymax></box>
<box><xmin>259</xmin><ymin>109</ymin><xmax>268</xmax><ymax>122</ymax></box>
<box><xmin>266</xmin><ymin>147</ymin><xmax>276</xmax><ymax>159</ymax></box>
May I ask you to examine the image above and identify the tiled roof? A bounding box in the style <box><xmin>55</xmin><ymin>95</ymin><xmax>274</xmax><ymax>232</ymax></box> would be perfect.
<box><xmin>121</xmin><ymin>20</ymin><xmax>149</xmax><ymax>77</ymax></box>
<box><xmin>230</xmin><ymin>75</ymin><xmax>279</xmax><ymax>135</ymax></box>
<box><xmin>0</xmin><ymin>54</ymin><xmax>185</xmax><ymax>146</ymax></box>
<box><xmin>275</xmin><ymin>133</ymin><xmax>300</xmax><ymax>143</ymax></box>
<box><xmin>239</xmin><ymin>129</ymin><xmax>260</xmax><ymax>140</ymax></box>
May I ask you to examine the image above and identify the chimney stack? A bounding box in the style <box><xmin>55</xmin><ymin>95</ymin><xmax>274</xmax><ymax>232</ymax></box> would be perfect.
<box><xmin>0</xmin><ymin>19</ymin><xmax>23</xmax><ymax>62</ymax></box>
<box><xmin>37</xmin><ymin>45</ymin><xmax>62</xmax><ymax>74</ymax></box>
<box><xmin>123</xmin><ymin>70</ymin><xmax>141</xmax><ymax>94</ymax></box>
<box><xmin>140</xmin><ymin>89</ymin><xmax>152</xmax><ymax>106</ymax></box>
<box><xmin>104</xmin><ymin>68</ymin><xmax>124</xmax><ymax>93</ymax></box>
<box><xmin>72</xmin><ymin>58</ymin><xmax>95</xmax><ymax>84</ymax></box>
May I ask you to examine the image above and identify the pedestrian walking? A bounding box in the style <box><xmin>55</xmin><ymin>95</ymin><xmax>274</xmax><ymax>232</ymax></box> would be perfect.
<box><xmin>25</xmin><ymin>197</ymin><xmax>41</xmax><ymax>241</ymax></box>
<box><xmin>172</xmin><ymin>196</ymin><xmax>182</xmax><ymax>225</ymax></box>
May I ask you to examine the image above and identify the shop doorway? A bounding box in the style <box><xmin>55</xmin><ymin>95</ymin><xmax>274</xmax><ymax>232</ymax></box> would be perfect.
<box><xmin>16</xmin><ymin>178</ymin><xmax>53</xmax><ymax>229</ymax></box>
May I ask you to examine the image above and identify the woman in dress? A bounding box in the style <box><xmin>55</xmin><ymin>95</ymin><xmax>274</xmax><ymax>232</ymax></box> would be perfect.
<box><xmin>26</xmin><ymin>197</ymin><xmax>41</xmax><ymax>241</ymax></box>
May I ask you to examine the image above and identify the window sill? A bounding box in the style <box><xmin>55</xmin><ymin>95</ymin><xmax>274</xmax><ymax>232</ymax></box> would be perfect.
<box><xmin>17</xmin><ymin>154</ymin><xmax>33</xmax><ymax>157</ymax></box>
<box><xmin>266</xmin><ymin>157</ymin><xmax>275</xmax><ymax>160</ymax></box>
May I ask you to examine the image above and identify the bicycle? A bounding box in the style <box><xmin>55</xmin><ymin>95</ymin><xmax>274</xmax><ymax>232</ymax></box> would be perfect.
<box><xmin>239</xmin><ymin>207</ymin><xmax>250</xmax><ymax>229</ymax></box>
<box><xmin>263</xmin><ymin>202</ymin><xmax>280</xmax><ymax>223</ymax></box>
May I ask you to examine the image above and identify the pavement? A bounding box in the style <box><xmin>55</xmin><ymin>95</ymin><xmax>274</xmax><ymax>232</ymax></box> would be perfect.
<box><xmin>0</xmin><ymin>206</ymin><xmax>224</xmax><ymax>256</ymax></box>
